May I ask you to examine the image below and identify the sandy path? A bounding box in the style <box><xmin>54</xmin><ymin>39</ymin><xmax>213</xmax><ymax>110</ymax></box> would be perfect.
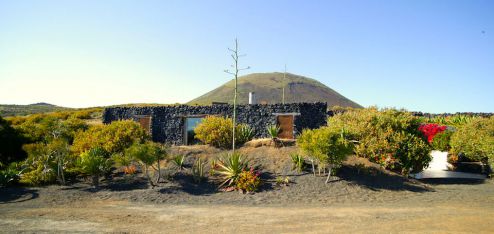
<box><xmin>1</xmin><ymin>199</ymin><xmax>493</xmax><ymax>233</ymax></box>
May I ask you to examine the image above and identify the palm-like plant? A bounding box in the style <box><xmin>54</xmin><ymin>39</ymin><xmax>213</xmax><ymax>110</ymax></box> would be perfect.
<box><xmin>78</xmin><ymin>147</ymin><xmax>112</xmax><ymax>188</ymax></box>
<box><xmin>172</xmin><ymin>155</ymin><xmax>185</xmax><ymax>171</ymax></box>
<box><xmin>267</xmin><ymin>125</ymin><xmax>280</xmax><ymax>139</ymax></box>
<box><xmin>290</xmin><ymin>153</ymin><xmax>305</xmax><ymax>173</ymax></box>
<box><xmin>214</xmin><ymin>152</ymin><xmax>248</xmax><ymax>188</ymax></box>
<box><xmin>236</xmin><ymin>124</ymin><xmax>254</xmax><ymax>144</ymax></box>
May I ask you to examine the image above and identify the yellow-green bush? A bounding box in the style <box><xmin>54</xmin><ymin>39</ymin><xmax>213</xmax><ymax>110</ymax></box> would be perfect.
<box><xmin>194</xmin><ymin>116</ymin><xmax>252</xmax><ymax>149</ymax></box>
<box><xmin>450</xmin><ymin>117</ymin><xmax>494</xmax><ymax>168</ymax></box>
<box><xmin>297</xmin><ymin>126</ymin><xmax>353</xmax><ymax>169</ymax></box>
<box><xmin>327</xmin><ymin>107</ymin><xmax>431</xmax><ymax>174</ymax></box>
<box><xmin>20</xmin><ymin>143</ymin><xmax>57</xmax><ymax>185</ymax></box>
<box><xmin>72</xmin><ymin>120</ymin><xmax>148</xmax><ymax>155</ymax></box>
<box><xmin>395</xmin><ymin>133</ymin><xmax>432</xmax><ymax>175</ymax></box>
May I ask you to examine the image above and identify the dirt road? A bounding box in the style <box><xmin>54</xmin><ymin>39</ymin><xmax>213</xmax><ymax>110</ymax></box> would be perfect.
<box><xmin>1</xmin><ymin>194</ymin><xmax>493</xmax><ymax>233</ymax></box>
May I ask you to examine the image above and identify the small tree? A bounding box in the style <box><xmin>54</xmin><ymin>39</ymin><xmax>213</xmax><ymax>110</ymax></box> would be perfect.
<box><xmin>47</xmin><ymin>139</ymin><xmax>71</xmax><ymax>185</ymax></box>
<box><xmin>125</xmin><ymin>142</ymin><xmax>167</xmax><ymax>187</ymax></box>
<box><xmin>298</xmin><ymin>127</ymin><xmax>353</xmax><ymax>183</ymax></box>
<box><xmin>77</xmin><ymin>147</ymin><xmax>111</xmax><ymax>188</ymax></box>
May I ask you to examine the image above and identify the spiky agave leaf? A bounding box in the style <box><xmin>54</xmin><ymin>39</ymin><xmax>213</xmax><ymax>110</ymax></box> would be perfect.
<box><xmin>214</xmin><ymin>152</ymin><xmax>248</xmax><ymax>188</ymax></box>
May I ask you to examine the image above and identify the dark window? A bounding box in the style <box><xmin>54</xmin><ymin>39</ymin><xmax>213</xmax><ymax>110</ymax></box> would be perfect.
<box><xmin>185</xmin><ymin>117</ymin><xmax>204</xmax><ymax>145</ymax></box>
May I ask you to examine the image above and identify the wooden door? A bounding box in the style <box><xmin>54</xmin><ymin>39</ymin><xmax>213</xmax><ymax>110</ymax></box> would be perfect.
<box><xmin>277</xmin><ymin>115</ymin><xmax>294</xmax><ymax>139</ymax></box>
<box><xmin>137</xmin><ymin>116</ymin><xmax>151</xmax><ymax>134</ymax></box>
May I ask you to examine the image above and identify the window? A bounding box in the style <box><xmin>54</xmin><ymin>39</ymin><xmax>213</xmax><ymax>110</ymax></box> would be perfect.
<box><xmin>185</xmin><ymin>117</ymin><xmax>204</xmax><ymax>145</ymax></box>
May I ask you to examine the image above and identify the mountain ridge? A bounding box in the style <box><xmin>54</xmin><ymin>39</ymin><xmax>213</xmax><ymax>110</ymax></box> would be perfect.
<box><xmin>187</xmin><ymin>72</ymin><xmax>362</xmax><ymax>108</ymax></box>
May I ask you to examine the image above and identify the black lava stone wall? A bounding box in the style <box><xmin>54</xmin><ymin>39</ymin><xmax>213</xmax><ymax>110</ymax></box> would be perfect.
<box><xmin>103</xmin><ymin>103</ymin><xmax>327</xmax><ymax>145</ymax></box>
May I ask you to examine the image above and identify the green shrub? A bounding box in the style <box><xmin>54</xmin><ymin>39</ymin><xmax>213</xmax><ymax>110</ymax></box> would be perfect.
<box><xmin>237</xmin><ymin>124</ymin><xmax>254</xmax><ymax>143</ymax></box>
<box><xmin>431</xmin><ymin>130</ymin><xmax>453</xmax><ymax>151</ymax></box>
<box><xmin>429</xmin><ymin>115</ymin><xmax>477</xmax><ymax>127</ymax></box>
<box><xmin>172</xmin><ymin>155</ymin><xmax>185</xmax><ymax>171</ymax></box>
<box><xmin>11</xmin><ymin>114</ymin><xmax>88</xmax><ymax>144</ymax></box>
<box><xmin>77</xmin><ymin>147</ymin><xmax>112</xmax><ymax>188</ymax></box>
<box><xmin>395</xmin><ymin>133</ymin><xmax>432</xmax><ymax>175</ymax></box>
<box><xmin>213</xmin><ymin>152</ymin><xmax>248</xmax><ymax>188</ymax></box>
<box><xmin>297</xmin><ymin>126</ymin><xmax>353</xmax><ymax>182</ymax></box>
<box><xmin>72</xmin><ymin>120</ymin><xmax>147</xmax><ymax>155</ymax></box>
<box><xmin>194</xmin><ymin>116</ymin><xmax>233</xmax><ymax>149</ymax></box>
<box><xmin>267</xmin><ymin>125</ymin><xmax>280</xmax><ymax>139</ymax></box>
<box><xmin>450</xmin><ymin>117</ymin><xmax>494</xmax><ymax>171</ymax></box>
<box><xmin>0</xmin><ymin>116</ymin><xmax>27</xmax><ymax>165</ymax></box>
<box><xmin>0</xmin><ymin>162</ymin><xmax>23</xmax><ymax>187</ymax></box>
<box><xmin>275</xmin><ymin>176</ymin><xmax>290</xmax><ymax>186</ymax></box>
<box><xmin>19</xmin><ymin>140</ymin><xmax>73</xmax><ymax>186</ymax></box>
<box><xmin>290</xmin><ymin>153</ymin><xmax>305</xmax><ymax>173</ymax></box>
<box><xmin>194</xmin><ymin>116</ymin><xmax>252</xmax><ymax>149</ymax></box>
<box><xmin>328</xmin><ymin>108</ymin><xmax>428</xmax><ymax>173</ymax></box>
<box><xmin>124</xmin><ymin>142</ymin><xmax>167</xmax><ymax>186</ymax></box>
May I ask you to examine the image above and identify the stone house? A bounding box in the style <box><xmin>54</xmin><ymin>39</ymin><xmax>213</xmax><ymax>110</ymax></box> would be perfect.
<box><xmin>103</xmin><ymin>102</ymin><xmax>327</xmax><ymax>145</ymax></box>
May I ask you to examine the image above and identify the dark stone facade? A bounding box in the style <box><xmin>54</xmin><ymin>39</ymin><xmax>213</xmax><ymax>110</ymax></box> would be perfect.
<box><xmin>103</xmin><ymin>103</ymin><xmax>327</xmax><ymax>145</ymax></box>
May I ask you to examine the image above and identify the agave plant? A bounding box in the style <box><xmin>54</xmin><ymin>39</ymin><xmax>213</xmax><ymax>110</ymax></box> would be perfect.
<box><xmin>267</xmin><ymin>125</ymin><xmax>280</xmax><ymax>139</ymax></box>
<box><xmin>214</xmin><ymin>152</ymin><xmax>248</xmax><ymax>188</ymax></box>
<box><xmin>290</xmin><ymin>153</ymin><xmax>305</xmax><ymax>173</ymax></box>
<box><xmin>236</xmin><ymin>124</ymin><xmax>254</xmax><ymax>144</ymax></box>
<box><xmin>172</xmin><ymin>155</ymin><xmax>185</xmax><ymax>171</ymax></box>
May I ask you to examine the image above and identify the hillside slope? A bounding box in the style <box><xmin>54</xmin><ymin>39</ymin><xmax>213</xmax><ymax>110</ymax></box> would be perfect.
<box><xmin>187</xmin><ymin>72</ymin><xmax>361</xmax><ymax>108</ymax></box>
<box><xmin>0</xmin><ymin>103</ymin><xmax>71</xmax><ymax>117</ymax></box>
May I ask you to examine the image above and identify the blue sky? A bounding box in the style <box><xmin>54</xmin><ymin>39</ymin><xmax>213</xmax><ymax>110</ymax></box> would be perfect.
<box><xmin>0</xmin><ymin>0</ymin><xmax>493</xmax><ymax>113</ymax></box>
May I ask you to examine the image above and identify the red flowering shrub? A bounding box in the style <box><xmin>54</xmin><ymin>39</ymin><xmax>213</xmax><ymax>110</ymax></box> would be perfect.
<box><xmin>418</xmin><ymin>124</ymin><xmax>447</xmax><ymax>143</ymax></box>
<box><xmin>236</xmin><ymin>167</ymin><xmax>261</xmax><ymax>193</ymax></box>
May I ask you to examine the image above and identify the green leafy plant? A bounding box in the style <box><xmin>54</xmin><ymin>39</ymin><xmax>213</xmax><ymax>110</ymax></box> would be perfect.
<box><xmin>275</xmin><ymin>176</ymin><xmax>290</xmax><ymax>186</ymax></box>
<box><xmin>72</xmin><ymin>120</ymin><xmax>148</xmax><ymax>155</ymax></box>
<box><xmin>213</xmin><ymin>152</ymin><xmax>248</xmax><ymax>188</ymax></box>
<box><xmin>236</xmin><ymin>167</ymin><xmax>261</xmax><ymax>193</ymax></box>
<box><xmin>125</xmin><ymin>142</ymin><xmax>167</xmax><ymax>187</ymax></box>
<box><xmin>237</xmin><ymin>124</ymin><xmax>254</xmax><ymax>144</ymax></box>
<box><xmin>77</xmin><ymin>147</ymin><xmax>112</xmax><ymax>188</ymax></box>
<box><xmin>450</xmin><ymin>117</ymin><xmax>494</xmax><ymax>176</ymax></box>
<box><xmin>429</xmin><ymin>115</ymin><xmax>477</xmax><ymax>127</ymax></box>
<box><xmin>298</xmin><ymin>126</ymin><xmax>353</xmax><ymax>183</ymax></box>
<box><xmin>112</xmin><ymin>152</ymin><xmax>137</xmax><ymax>175</ymax></box>
<box><xmin>194</xmin><ymin>116</ymin><xmax>252</xmax><ymax>149</ymax></box>
<box><xmin>431</xmin><ymin>130</ymin><xmax>454</xmax><ymax>151</ymax></box>
<box><xmin>290</xmin><ymin>153</ymin><xmax>305</xmax><ymax>173</ymax></box>
<box><xmin>267</xmin><ymin>125</ymin><xmax>280</xmax><ymax>139</ymax></box>
<box><xmin>192</xmin><ymin>158</ymin><xmax>207</xmax><ymax>183</ymax></box>
<box><xmin>172</xmin><ymin>155</ymin><xmax>185</xmax><ymax>171</ymax></box>
<box><xmin>395</xmin><ymin>133</ymin><xmax>432</xmax><ymax>176</ymax></box>
<box><xmin>19</xmin><ymin>141</ymin><xmax>71</xmax><ymax>186</ymax></box>
<box><xmin>327</xmin><ymin>107</ymin><xmax>430</xmax><ymax>174</ymax></box>
<box><xmin>0</xmin><ymin>162</ymin><xmax>23</xmax><ymax>187</ymax></box>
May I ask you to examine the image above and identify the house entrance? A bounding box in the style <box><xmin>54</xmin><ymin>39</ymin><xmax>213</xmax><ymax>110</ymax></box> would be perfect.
<box><xmin>135</xmin><ymin>115</ymin><xmax>152</xmax><ymax>135</ymax></box>
<box><xmin>276</xmin><ymin>115</ymin><xmax>294</xmax><ymax>139</ymax></box>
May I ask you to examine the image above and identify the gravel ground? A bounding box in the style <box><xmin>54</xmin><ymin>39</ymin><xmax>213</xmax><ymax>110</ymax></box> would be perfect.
<box><xmin>1</xmin><ymin>145</ymin><xmax>493</xmax><ymax>233</ymax></box>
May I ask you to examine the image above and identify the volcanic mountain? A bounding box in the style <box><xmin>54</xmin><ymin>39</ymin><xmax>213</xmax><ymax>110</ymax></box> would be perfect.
<box><xmin>187</xmin><ymin>72</ymin><xmax>361</xmax><ymax>108</ymax></box>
